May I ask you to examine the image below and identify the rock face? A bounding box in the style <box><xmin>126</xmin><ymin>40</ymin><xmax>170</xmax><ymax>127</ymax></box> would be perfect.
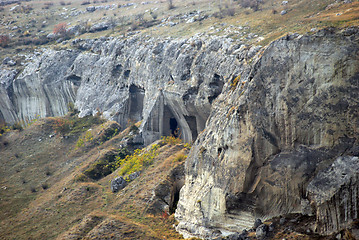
<box><xmin>307</xmin><ymin>156</ymin><xmax>359</xmax><ymax>235</ymax></box>
<box><xmin>0</xmin><ymin>36</ymin><xmax>252</xmax><ymax>144</ymax></box>
<box><xmin>175</xmin><ymin>28</ymin><xmax>359</xmax><ymax>238</ymax></box>
<box><xmin>1</xmin><ymin>27</ymin><xmax>359</xmax><ymax>239</ymax></box>
<box><xmin>1</xmin><ymin>50</ymin><xmax>79</xmax><ymax>125</ymax></box>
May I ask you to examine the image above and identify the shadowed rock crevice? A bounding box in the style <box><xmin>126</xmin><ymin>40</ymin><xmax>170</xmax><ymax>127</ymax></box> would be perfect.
<box><xmin>123</xmin><ymin>70</ymin><xmax>130</xmax><ymax>79</ymax></box>
<box><xmin>208</xmin><ymin>74</ymin><xmax>224</xmax><ymax>104</ymax></box>
<box><xmin>111</xmin><ymin>64</ymin><xmax>123</xmax><ymax>79</ymax></box>
<box><xmin>66</xmin><ymin>75</ymin><xmax>82</xmax><ymax>86</ymax></box>
<box><xmin>148</xmin><ymin>163</ymin><xmax>185</xmax><ymax>215</ymax></box>
<box><xmin>128</xmin><ymin>85</ymin><xmax>144</xmax><ymax>123</ymax></box>
<box><xmin>184</xmin><ymin>116</ymin><xmax>198</xmax><ymax>141</ymax></box>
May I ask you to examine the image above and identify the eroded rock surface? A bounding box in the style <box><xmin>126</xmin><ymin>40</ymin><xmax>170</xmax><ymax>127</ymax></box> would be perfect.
<box><xmin>175</xmin><ymin>28</ymin><xmax>359</xmax><ymax>238</ymax></box>
<box><xmin>1</xmin><ymin>27</ymin><xmax>359</xmax><ymax>239</ymax></box>
<box><xmin>0</xmin><ymin>36</ymin><xmax>255</xmax><ymax>144</ymax></box>
<box><xmin>307</xmin><ymin>156</ymin><xmax>359</xmax><ymax>235</ymax></box>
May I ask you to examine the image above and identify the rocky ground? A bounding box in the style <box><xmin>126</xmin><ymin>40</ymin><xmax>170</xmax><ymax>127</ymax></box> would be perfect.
<box><xmin>1</xmin><ymin>0</ymin><xmax>359</xmax><ymax>67</ymax></box>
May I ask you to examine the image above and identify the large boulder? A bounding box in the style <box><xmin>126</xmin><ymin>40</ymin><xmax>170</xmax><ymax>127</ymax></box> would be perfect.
<box><xmin>111</xmin><ymin>176</ymin><xmax>127</xmax><ymax>193</ymax></box>
<box><xmin>89</xmin><ymin>22</ymin><xmax>110</xmax><ymax>32</ymax></box>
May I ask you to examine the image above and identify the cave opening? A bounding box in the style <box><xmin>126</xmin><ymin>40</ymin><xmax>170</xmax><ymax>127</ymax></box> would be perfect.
<box><xmin>170</xmin><ymin>117</ymin><xmax>178</xmax><ymax>137</ymax></box>
<box><xmin>169</xmin><ymin>187</ymin><xmax>180</xmax><ymax>214</ymax></box>
<box><xmin>162</xmin><ymin>105</ymin><xmax>181</xmax><ymax>139</ymax></box>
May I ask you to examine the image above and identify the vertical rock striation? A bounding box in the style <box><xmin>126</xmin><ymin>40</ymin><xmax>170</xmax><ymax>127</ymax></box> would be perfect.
<box><xmin>307</xmin><ymin>156</ymin><xmax>359</xmax><ymax>235</ymax></box>
<box><xmin>175</xmin><ymin>28</ymin><xmax>359</xmax><ymax>238</ymax></box>
<box><xmin>1</xmin><ymin>27</ymin><xmax>359</xmax><ymax>239</ymax></box>
<box><xmin>0</xmin><ymin>36</ymin><xmax>256</xmax><ymax>144</ymax></box>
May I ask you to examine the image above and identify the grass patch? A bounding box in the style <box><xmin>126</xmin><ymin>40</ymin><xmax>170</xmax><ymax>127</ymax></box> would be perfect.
<box><xmin>83</xmin><ymin>148</ymin><xmax>131</xmax><ymax>180</ymax></box>
<box><xmin>160</xmin><ymin>136</ymin><xmax>182</xmax><ymax>145</ymax></box>
<box><xmin>52</xmin><ymin>114</ymin><xmax>104</xmax><ymax>136</ymax></box>
<box><xmin>173</xmin><ymin>153</ymin><xmax>187</xmax><ymax>163</ymax></box>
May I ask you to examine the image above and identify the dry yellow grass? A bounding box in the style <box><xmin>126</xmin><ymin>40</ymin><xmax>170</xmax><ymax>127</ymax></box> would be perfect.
<box><xmin>0</xmin><ymin>0</ymin><xmax>358</xmax><ymax>61</ymax></box>
<box><xmin>0</xmin><ymin>116</ymin><xmax>188</xmax><ymax>239</ymax></box>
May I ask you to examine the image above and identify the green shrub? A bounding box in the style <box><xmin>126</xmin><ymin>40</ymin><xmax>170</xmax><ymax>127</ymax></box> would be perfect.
<box><xmin>75</xmin><ymin>173</ymin><xmax>89</xmax><ymax>182</ymax></box>
<box><xmin>117</xmin><ymin>147</ymin><xmax>131</xmax><ymax>159</ymax></box>
<box><xmin>53</xmin><ymin>114</ymin><xmax>104</xmax><ymax>137</ymax></box>
<box><xmin>75</xmin><ymin>131</ymin><xmax>93</xmax><ymax>148</ymax></box>
<box><xmin>83</xmin><ymin>160</ymin><xmax>113</xmax><ymax>180</ymax></box>
<box><xmin>69</xmin><ymin>115</ymin><xmax>104</xmax><ymax>135</ymax></box>
<box><xmin>99</xmin><ymin>125</ymin><xmax>120</xmax><ymax>143</ymax></box>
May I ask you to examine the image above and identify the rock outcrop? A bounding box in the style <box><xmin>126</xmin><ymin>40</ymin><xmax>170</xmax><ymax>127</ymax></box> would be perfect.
<box><xmin>307</xmin><ymin>156</ymin><xmax>359</xmax><ymax>235</ymax></box>
<box><xmin>1</xmin><ymin>27</ymin><xmax>359</xmax><ymax>239</ymax></box>
<box><xmin>175</xmin><ymin>27</ymin><xmax>359</xmax><ymax>238</ymax></box>
<box><xmin>111</xmin><ymin>176</ymin><xmax>127</xmax><ymax>193</ymax></box>
<box><xmin>0</xmin><ymin>36</ymin><xmax>255</xmax><ymax>144</ymax></box>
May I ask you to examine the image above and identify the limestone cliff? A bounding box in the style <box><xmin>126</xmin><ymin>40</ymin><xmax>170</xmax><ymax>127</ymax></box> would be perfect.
<box><xmin>1</xmin><ymin>27</ymin><xmax>359</xmax><ymax>239</ymax></box>
<box><xmin>175</xmin><ymin>27</ymin><xmax>359</xmax><ymax>238</ymax></box>
<box><xmin>0</xmin><ymin>36</ymin><xmax>255</xmax><ymax>144</ymax></box>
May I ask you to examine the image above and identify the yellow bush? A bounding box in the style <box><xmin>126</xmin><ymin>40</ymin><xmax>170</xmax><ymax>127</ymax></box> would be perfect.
<box><xmin>184</xmin><ymin>142</ymin><xmax>192</xmax><ymax>150</ymax></box>
<box><xmin>173</xmin><ymin>154</ymin><xmax>187</xmax><ymax>163</ymax></box>
<box><xmin>0</xmin><ymin>124</ymin><xmax>11</xmax><ymax>137</ymax></box>
<box><xmin>230</xmin><ymin>75</ymin><xmax>241</xmax><ymax>91</ymax></box>
<box><xmin>75</xmin><ymin>130</ymin><xmax>93</xmax><ymax>149</ymax></box>
<box><xmin>161</xmin><ymin>136</ymin><xmax>182</xmax><ymax>145</ymax></box>
<box><xmin>117</xmin><ymin>144</ymin><xmax>160</xmax><ymax>176</ymax></box>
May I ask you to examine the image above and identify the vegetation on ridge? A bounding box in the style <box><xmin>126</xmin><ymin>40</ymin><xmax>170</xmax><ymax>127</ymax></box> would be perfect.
<box><xmin>0</xmin><ymin>0</ymin><xmax>358</xmax><ymax>64</ymax></box>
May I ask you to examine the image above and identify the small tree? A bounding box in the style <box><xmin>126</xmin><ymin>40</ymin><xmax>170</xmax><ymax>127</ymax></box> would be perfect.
<box><xmin>0</xmin><ymin>35</ymin><xmax>10</xmax><ymax>47</ymax></box>
<box><xmin>239</xmin><ymin>0</ymin><xmax>260</xmax><ymax>11</ymax></box>
<box><xmin>53</xmin><ymin>23</ymin><xmax>68</xmax><ymax>38</ymax></box>
<box><xmin>150</xmin><ymin>11</ymin><xmax>158</xmax><ymax>20</ymax></box>
<box><xmin>167</xmin><ymin>0</ymin><xmax>174</xmax><ymax>10</ymax></box>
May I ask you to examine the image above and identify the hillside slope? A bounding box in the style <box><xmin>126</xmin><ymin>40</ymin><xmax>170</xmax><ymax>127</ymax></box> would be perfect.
<box><xmin>0</xmin><ymin>115</ymin><xmax>188</xmax><ymax>239</ymax></box>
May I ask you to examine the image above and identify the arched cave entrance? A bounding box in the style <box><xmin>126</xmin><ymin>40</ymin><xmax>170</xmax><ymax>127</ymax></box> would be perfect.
<box><xmin>161</xmin><ymin>104</ymin><xmax>200</xmax><ymax>142</ymax></box>
<box><xmin>142</xmin><ymin>94</ymin><xmax>205</xmax><ymax>144</ymax></box>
